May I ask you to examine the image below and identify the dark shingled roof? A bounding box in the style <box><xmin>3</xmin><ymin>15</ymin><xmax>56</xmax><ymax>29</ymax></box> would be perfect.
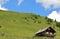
<box><xmin>35</xmin><ymin>26</ymin><xmax>56</xmax><ymax>34</ymax></box>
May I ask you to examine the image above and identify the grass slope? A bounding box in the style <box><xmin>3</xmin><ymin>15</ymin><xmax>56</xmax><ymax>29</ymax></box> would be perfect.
<box><xmin>0</xmin><ymin>10</ymin><xmax>60</xmax><ymax>39</ymax></box>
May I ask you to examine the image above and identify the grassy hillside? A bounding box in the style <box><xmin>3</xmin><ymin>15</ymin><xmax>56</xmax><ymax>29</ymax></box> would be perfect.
<box><xmin>0</xmin><ymin>10</ymin><xmax>60</xmax><ymax>39</ymax></box>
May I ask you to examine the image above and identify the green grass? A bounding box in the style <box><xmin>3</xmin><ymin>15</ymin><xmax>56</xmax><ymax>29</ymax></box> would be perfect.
<box><xmin>0</xmin><ymin>10</ymin><xmax>60</xmax><ymax>39</ymax></box>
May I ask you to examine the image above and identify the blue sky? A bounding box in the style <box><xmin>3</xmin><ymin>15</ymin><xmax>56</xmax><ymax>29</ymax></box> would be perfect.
<box><xmin>0</xmin><ymin>0</ymin><xmax>60</xmax><ymax>16</ymax></box>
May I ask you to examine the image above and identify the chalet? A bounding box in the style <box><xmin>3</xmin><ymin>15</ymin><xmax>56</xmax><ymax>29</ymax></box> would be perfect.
<box><xmin>35</xmin><ymin>26</ymin><xmax>56</xmax><ymax>37</ymax></box>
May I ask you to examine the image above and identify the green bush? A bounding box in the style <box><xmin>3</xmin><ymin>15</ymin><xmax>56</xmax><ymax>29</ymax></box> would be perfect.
<box><xmin>56</xmin><ymin>22</ymin><xmax>60</xmax><ymax>28</ymax></box>
<box><xmin>45</xmin><ymin>16</ymin><xmax>48</xmax><ymax>19</ymax></box>
<box><xmin>47</xmin><ymin>18</ymin><xmax>53</xmax><ymax>24</ymax></box>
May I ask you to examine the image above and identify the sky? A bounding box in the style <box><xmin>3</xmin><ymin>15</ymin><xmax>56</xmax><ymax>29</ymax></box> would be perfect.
<box><xmin>0</xmin><ymin>0</ymin><xmax>60</xmax><ymax>16</ymax></box>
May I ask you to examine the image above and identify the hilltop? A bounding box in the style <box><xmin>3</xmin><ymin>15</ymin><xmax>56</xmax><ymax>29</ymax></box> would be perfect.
<box><xmin>0</xmin><ymin>10</ymin><xmax>60</xmax><ymax>39</ymax></box>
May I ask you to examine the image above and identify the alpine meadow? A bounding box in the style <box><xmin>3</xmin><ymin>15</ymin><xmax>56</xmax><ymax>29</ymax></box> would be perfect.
<box><xmin>0</xmin><ymin>10</ymin><xmax>60</xmax><ymax>39</ymax></box>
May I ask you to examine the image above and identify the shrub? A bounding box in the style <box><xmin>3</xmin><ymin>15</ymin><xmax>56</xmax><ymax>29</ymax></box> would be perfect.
<box><xmin>45</xmin><ymin>16</ymin><xmax>48</xmax><ymax>19</ymax></box>
<box><xmin>38</xmin><ymin>21</ymin><xmax>41</xmax><ymax>24</ymax></box>
<box><xmin>47</xmin><ymin>18</ymin><xmax>53</xmax><ymax>24</ymax></box>
<box><xmin>32</xmin><ymin>15</ymin><xmax>38</xmax><ymax>19</ymax></box>
<box><xmin>56</xmin><ymin>22</ymin><xmax>60</xmax><ymax>28</ymax></box>
<box><xmin>0</xmin><ymin>25</ymin><xmax>2</xmax><ymax>28</ymax></box>
<box><xmin>24</xmin><ymin>17</ymin><xmax>27</xmax><ymax>20</ymax></box>
<box><xmin>34</xmin><ymin>16</ymin><xmax>38</xmax><ymax>19</ymax></box>
<box><xmin>34</xmin><ymin>21</ymin><xmax>36</xmax><ymax>23</ymax></box>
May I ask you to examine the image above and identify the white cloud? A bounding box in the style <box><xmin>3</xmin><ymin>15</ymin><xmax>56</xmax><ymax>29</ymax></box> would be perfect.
<box><xmin>18</xmin><ymin>0</ymin><xmax>23</xmax><ymax>6</ymax></box>
<box><xmin>47</xmin><ymin>11</ymin><xmax>60</xmax><ymax>22</ymax></box>
<box><xmin>0</xmin><ymin>0</ymin><xmax>9</xmax><ymax>5</ymax></box>
<box><xmin>36</xmin><ymin>0</ymin><xmax>60</xmax><ymax>9</ymax></box>
<box><xmin>0</xmin><ymin>0</ymin><xmax>9</xmax><ymax>11</ymax></box>
<box><xmin>0</xmin><ymin>5</ymin><xmax>8</xmax><ymax>11</ymax></box>
<box><xmin>36</xmin><ymin>0</ymin><xmax>60</xmax><ymax>22</ymax></box>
